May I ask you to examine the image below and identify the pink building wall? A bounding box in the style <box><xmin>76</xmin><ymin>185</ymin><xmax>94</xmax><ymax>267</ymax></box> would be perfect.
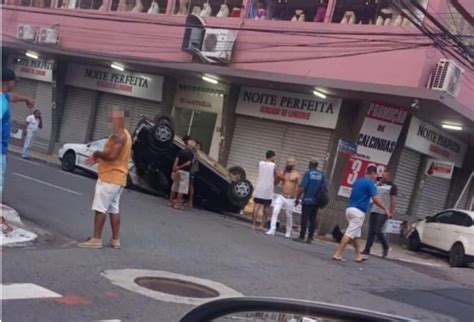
<box><xmin>2</xmin><ymin>3</ymin><xmax>473</xmax><ymax>110</ymax></box>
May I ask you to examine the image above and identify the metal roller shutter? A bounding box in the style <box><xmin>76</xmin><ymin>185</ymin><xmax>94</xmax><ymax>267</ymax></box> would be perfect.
<box><xmin>417</xmin><ymin>175</ymin><xmax>451</xmax><ymax>218</ymax></box>
<box><xmin>227</xmin><ymin>116</ymin><xmax>332</xmax><ymax>184</ymax></box>
<box><xmin>130</xmin><ymin>99</ymin><xmax>161</xmax><ymax>130</ymax></box>
<box><xmin>92</xmin><ymin>94</ymin><xmax>136</xmax><ymax>140</ymax></box>
<box><xmin>32</xmin><ymin>82</ymin><xmax>53</xmax><ymax>151</ymax></box>
<box><xmin>394</xmin><ymin>148</ymin><xmax>422</xmax><ymax>216</ymax></box>
<box><xmin>227</xmin><ymin>116</ymin><xmax>285</xmax><ymax>183</ymax></box>
<box><xmin>59</xmin><ymin>87</ymin><xmax>98</xmax><ymax>145</ymax></box>
<box><xmin>10</xmin><ymin>79</ymin><xmax>37</xmax><ymax>127</ymax></box>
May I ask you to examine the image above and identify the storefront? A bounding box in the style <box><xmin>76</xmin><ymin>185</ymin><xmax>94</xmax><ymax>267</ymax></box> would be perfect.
<box><xmin>228</xmin><ymin>86</ymin><xmax>342</xmax><ymax>183</ymax></box>
<box><xmin>8</xmin><ymin>55</ymin><xmax>54</xmax><ymax>152</ymax></box>
<box><xmin>60</xmin><ymin>63</ymin><xmax>164</xmax><ymax>144</ymax></box>
<box><xmin>172</xmin><ymin>79</ymin><xmax>226</xmax><ymax>160</ymax></box>
<box><xmin>395</xmin><ymin>116</ymin><xmax>468</xmax><ymax>219</ymax></box>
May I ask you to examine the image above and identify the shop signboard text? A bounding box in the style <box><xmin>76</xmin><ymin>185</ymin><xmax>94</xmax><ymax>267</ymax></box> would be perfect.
<box><xmin>9</xmin><ymin>56</ymin><xmax>53</xmax><ymax>82</ymax></box>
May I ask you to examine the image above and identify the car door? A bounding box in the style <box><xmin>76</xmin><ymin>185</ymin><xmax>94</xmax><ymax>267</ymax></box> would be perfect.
<box><xmin>449</xmin><ymin>211</ymin><xmax>474</xmax><ymax>251</ymax></box>
<box><xmin>422</xmin><ymin>211</ymin><xmax>453</xmax><ymax>249</ymax></box>
<box><xmin>83</xmin><ymin>139</ymin><xmax>106</xmax><ymax>172</ymax></box>
<box><xmin>431</xmin><ymin>211</ymin><xmax>459</xmax><ymax>251</ymax></box>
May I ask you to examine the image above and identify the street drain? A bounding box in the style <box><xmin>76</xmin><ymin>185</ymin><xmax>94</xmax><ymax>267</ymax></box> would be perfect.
<box><xmin>134</xmin><ymin>277</ymin><xmax>220</xmax><ymax>299</ymax></box>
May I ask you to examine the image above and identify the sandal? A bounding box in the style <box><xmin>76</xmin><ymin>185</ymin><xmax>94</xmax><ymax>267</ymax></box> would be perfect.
<box><xmin>356</xmin><ymin>256</ymin><xmax>369</xmax><ymax>263</ymax></box>
<box><xmin>332</xmin><ymin>256</ymin><xmax>346</xmax><ymax>262</ymax></box>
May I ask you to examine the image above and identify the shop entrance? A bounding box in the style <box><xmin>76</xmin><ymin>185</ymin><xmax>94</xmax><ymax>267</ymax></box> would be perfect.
<box><xmin>174</xmin><ymin>107</ymin><xmax>217</xmax><ymax>154</ymax></box>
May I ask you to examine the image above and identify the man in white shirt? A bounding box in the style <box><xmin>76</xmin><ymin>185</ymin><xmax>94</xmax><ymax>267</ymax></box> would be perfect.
<box><xmin>252</xmin><ymin>150</ymin><xmax>277</xmax><ymax>231</ymax></box>
<box><xmin>22</xmin><ymin>109</ymin><xmax>42</xmax><ymax>159</ymax></box>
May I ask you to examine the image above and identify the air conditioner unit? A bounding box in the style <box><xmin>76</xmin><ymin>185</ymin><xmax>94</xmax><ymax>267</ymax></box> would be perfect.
<box><xmin>17</xmin><ymin>24</ymin><xmax>36</xmax><ymax>42</ymax></box>
<box><xmin>430</xmin><ymin>59</ymin><xmax>464</xmax><ymax>97</ymax></box>
<box><xmin>37</xmin><ymin>27</ymin><xmax>59</xmax><ymax>45</ymax></box>
<box><xmin>200</xmin><ymin>28</ymin><xmax>237</xmax><ymax>63</ymax></box>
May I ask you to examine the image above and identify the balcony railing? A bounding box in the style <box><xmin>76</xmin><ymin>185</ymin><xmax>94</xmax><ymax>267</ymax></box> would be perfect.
<box><xmin>2</xmin><ymin>0</ymin><xmax>431</xmax><ymax>27</ymax></box>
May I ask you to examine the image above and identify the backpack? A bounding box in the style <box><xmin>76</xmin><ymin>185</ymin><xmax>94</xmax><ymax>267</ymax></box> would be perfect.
<box><xmin>316</xmin><ymin>184</ymin><xmax>329</xmax><ymax>209</ymax></box>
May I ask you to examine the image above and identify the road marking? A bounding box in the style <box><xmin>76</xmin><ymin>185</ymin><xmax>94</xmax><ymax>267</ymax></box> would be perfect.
<box><xmin>1</xmin><ymin>283</ymin><xmax>62</xmax><ymax>300</ymax></box>
<box><xmin>11</xmin><ymin>172</ymin><xmax>83</xmax><ymax>196</ymax></box>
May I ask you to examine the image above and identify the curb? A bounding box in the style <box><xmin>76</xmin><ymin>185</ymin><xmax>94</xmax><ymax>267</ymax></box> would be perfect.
<box><xmin>8</xmin><ymin>149</ymin><xmax>60</xmax><ymax>167</ymax></box>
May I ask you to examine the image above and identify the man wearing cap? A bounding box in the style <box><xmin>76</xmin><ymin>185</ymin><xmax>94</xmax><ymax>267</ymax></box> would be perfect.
<box><xmin>1</xmin><ymin>68</ymin><xmax>35</xmax><ymax>232</ymax></box>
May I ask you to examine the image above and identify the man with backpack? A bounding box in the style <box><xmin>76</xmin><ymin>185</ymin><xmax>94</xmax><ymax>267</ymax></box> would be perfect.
<box><xmin>294</xmin><ymin>159</ymin><xmax>326</xmax><ymax>244</ymax></box>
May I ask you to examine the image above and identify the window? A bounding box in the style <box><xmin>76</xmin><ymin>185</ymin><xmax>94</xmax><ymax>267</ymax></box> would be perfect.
<box><xmin>452</xmin><ymin>212</ymin><xmax>473</xmax><ymax>227</ymax></box>
<box><xmin>247</xmin><ymin>0</ymin><xmax>328</xmax><ymax>22</ymax></box>
<box><xmin>174</xmin><ymin>0</ymin><xmax>243</xmax><ymax>17</ymax></box>
<box><xmin>77</xmin><ymin>0</ymin><xmax>103</xmax><ymax>9</ymax></box>
<box><xmin>332</xmin><ymin>0</ymin><xmax>427</xmax><ymax>26</ymax></box>
<box><xmin>111</xmin><ymin>0</ymin><xmax>167</xmax><ymax>13</ymax></box>
<box><xmin>433</xmin><ymin>211</ymin><xmax>454</xmax><ymax>224</ymax></box>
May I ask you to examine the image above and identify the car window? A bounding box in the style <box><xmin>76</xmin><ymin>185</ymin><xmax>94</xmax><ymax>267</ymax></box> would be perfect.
<box><xmin>433</xmin><ymin>211</ymin><xmax>454</xmax><ymax>224</ymax></box>
<box><xmin>90</xmin><ymin>139</ymin><xmax>106</xmax><ymax>150</ymax></box>
<box><xmin>453</xmin><ymin>212</ymin><xmax>473</xmax><ymax>227</ymax></box>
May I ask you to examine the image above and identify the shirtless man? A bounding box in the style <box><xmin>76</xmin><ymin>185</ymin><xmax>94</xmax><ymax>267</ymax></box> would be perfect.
<box><xmin>266</xmin><ymin>157</ymin><xmax>301</xmax><ymax>238</ymax></box>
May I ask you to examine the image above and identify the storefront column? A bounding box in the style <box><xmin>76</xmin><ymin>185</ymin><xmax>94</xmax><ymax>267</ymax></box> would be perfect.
<box><xmin>220</xmin><ymin>84</ymin><xmax>240</xmax><ymax>166</ymax></box>
<box><xmin>162</xmin><ymin>76</ymin><xmax>177</xmax><ymax>115</ymax></box>
<box><xmin>317</xmin><ymin>100</ymin><xmax>368</xmax><ymax>236</ymax></box>
<box><xmin>85</xmin><ymin>92</ymin><xmax>102</xmax><ymax>142</ymax></box>
<box><xmin>50</xmin><ymin>60</ymin><xmax>66</xmax><ymax>154</ymax></box>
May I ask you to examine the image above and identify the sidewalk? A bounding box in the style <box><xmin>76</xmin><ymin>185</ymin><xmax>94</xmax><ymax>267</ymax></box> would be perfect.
<box><xmin>1</xmin><ymin>204</ymin><xmax>38</xmax><ymax>247</ymax></box>
<box><xmin>9</xmin><ymin>144</ymin><xmax>60</xmax><ymax>166</ymax></box>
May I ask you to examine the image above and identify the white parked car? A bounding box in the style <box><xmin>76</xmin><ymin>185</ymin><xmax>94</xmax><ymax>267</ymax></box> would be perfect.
<box><xmin>408</xmin><ymin>209</ymin><xmax>474</xmax><ymax>267</ymax></box>
<box><xmin>58</xmin><ymin>139</ymin><xmax>133</xmax><ymax>174</ymax></box>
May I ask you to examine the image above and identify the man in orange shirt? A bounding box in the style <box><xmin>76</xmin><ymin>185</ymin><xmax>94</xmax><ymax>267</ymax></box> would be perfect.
<box><xmin>79</xmin><ymin>106</ymin><xmax>131</xmax><ymax>249</ymax></box>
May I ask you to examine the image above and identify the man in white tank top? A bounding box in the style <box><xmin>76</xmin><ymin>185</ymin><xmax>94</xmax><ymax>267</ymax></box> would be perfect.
<box><xmin>252</xmin><ymin>150</ymin><xmax>277</xmax><ymax>231</ymax></box>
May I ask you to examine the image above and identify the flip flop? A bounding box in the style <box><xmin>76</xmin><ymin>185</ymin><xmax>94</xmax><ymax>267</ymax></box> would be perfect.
<box><xmin>332</xmin><ymin>257</ymin><xmax>346</xmax><ymax>262</ymax></box>
<box><xmin>173</xmin><ymin>205</ymin><xmax>185</xmax><ymax>210</ymax></box>
<box><xmin>356</xmin><ymin>256</ymin><xmax>369</xmax><ymax>263</ymax></box>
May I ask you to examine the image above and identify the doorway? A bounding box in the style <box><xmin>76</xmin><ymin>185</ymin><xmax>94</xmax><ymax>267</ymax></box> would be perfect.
<box><xmin>174</xmin><ymin>107</ymin><xmax>217</xmax><ymax>154</ymax></box>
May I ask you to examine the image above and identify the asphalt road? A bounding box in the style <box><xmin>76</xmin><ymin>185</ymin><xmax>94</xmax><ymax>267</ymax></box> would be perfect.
<box><xmin>2</xmin><ymin>155</ymin><xmax>474</xmax><ymax>322</ymax></box>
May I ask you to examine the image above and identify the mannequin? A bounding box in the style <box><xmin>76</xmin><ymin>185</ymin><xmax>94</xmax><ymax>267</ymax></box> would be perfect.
<box><xmin>148</xmin><ymin>0</ymin><xmax>159</xmax><ymax>13</ymax></box>
<box><xmin>340</xmin><ymin>11</ymin><xmax>356</xmax><ymax>24</ymax></box>
<box><xmin>314</xmin><ymin>0</ymin><xmax>327</xmax><ymax>23</ymax></box>
<box><xmin>217</xmin><ymin>4</ymin><xmax>230</xmax><ymax>17</ymax></box>
<box><xmin>375</xmin><ymin>0</ymin><xmax>393</xmax><ymax>26</ymax></box>
<box><xmin>272</xmin><ymin>0</ymin><xmax>289</xmax><ymax>21</ymax></box>
<box><xmin>191</xmin><ymin>5</ymin><xmax>201</xmax><ymax>15</ymax></box>
<box><xmin>177</xmin><ymin>0</ymin><xmax>189</xmax><ymax>15</ymax></box>
<box><xmin>291</xmin><ymin>10</ymin><xmax>305</xmax><ymax>22</ymax></box>
<box><xmin>230</xmin><ymin>7</ymin><xmax>241</xmax><ymax>17</ymax></box>
<box><xmin>200</xmin><ymin>3</ymin><xmax>212</xmax><ymax>17</ymax></box>
<box><xmin>247</xmin><ymin>0</ymin><xmax>258</xmax><ymax>19</ymax></box>
<box><xmin>255</xmin><ymin>2</ymin><xmax>267</xmax><ymax>20</ymax></box>
<box><xmin>359</xmin><ymin>0</ymin><xmax>377</xmax><ymax>24</ymax></box>
<box><xmin>131</xmin><ymin>0</ymin><xmax>143</xmax><ymax>12</ymax></box>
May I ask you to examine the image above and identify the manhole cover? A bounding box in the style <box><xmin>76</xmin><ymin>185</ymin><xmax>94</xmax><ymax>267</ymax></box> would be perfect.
<box><xmin>134</xmin><ymin>277</ymin><xmax>220</xmax><ymax>299</ymax></box>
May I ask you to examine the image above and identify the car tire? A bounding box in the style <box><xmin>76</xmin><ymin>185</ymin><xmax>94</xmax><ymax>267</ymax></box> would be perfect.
<box><xmin>227</xmin><ymin>179</ymin><xmax>253</xmax><ymax>208</ymax></box>
<box><xmin>407</xmin><ymin>231</ymin><xmax>421</xmax><ymax>251</ymax></box>
<box><xmin>148</xmin><ymin>122</ymin><xmax>175</xmax><ymax>149</ymax></box>
<box><xmin>154</xmin><ymin>114</ymin><xmax>176</xmax><ymax>129</ymax></box>
<box><xmin>449</xmin><ymin>243</ymin><xmax>467</xmax><ymax>267</ymax></box>
<box><xmin>61</xmin><ymin>151</ymin><xmax>76</xmax><ymax>172</ymax></box>
<box><xmin>228</xmin><ymin>166</ymin><xmax>247</xmax><ymax>181</ymax></box>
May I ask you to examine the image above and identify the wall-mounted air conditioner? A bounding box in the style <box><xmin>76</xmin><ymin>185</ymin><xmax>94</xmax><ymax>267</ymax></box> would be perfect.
<box><xmin>37</xmin><ymin>27</ymin><xmax>59</xmax><ymax>45</ymax></box>
<box><xmin>200</xmin><ymin>28</ymin><xmax>237</xmax><ymax>63</ymax></box>
<box><xmin>17</xmin><ymin>24</ymin><xmax>37</xmax><ymax>42</ymax></box>
<box><xmin>430</xmin><ymin>59</ymin><xmax>464</xmax><ymax>97</ymax></box>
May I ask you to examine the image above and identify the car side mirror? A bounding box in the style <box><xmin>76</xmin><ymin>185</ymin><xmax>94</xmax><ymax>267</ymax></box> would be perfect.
<box><xmin>180</xmin><ymin>297</ymin><xmax>416</xmax><ymax>322</ymax></box>
<box><xmin>425</xmin><ymin>216</ymin><xmax>434</xmax><ymax>223</ymax></box>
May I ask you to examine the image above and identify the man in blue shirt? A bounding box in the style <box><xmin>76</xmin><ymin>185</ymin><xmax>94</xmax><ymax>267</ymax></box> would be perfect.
<box><xmin>1</xmin><ymin>68</ymin><xmax>34</xmax><ymax>232</ymax></box>
<box><xmin>294</xmin><ymin>159</ymin><xmax>325</xmax><ymax>244</ymax></box>
<box><xmin>332</xmin><ymin>165</ymin><xmax>390</xmax><ymax>262</ymax></box>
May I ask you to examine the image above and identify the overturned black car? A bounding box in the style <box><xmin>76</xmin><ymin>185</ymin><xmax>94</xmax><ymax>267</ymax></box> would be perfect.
<box><xmin>130</xmin><ymin>115</ymin><xmax>253</xmax><ymax>213</ymax></box>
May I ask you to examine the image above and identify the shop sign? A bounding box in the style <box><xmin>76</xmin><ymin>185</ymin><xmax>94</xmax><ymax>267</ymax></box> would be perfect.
<box><xmin>338</xmin><ymin>140</ymin><xmax>357</xmax><ymax>155</ymax></box>
<box><xmin>405</xmin><ymin>117</ymin><xmax>467</xmax><ymax>167</ymax></box>
<box><xmin>425</xmin><ymin>158</ymin><xmax>454</xmax><ymax>179</ymax></box>
<box><xmin>236</xmin><ymin>87</ymin><xmax>342</xmax><ymax>129</ymax></box>
<box><xmin>356</xmin><ymin>101</ymin><xmax>407</xmax><ymax>165</ymax></box>
<box><xmin>65</xmin><ymin>63</ymin><xmax>164</xmax><ymax>102</ymax></box>
<box><xmin>9</xmin><ymin>56</ymin><xmax>53</xmax><ymax>82</ymax></box>
<box><xmin>174</xmin><ymin>80</ymin><xmax>225</xmax><ymax>114</ymax></box>
<box><xmin>337</xmin><ymin>156</ymin><xmax>386</xmax><ymax>198</ymax></box>
<box><xmin>338</xmin><ymin>102</ymin><xmax>405</xmax><ymax>197</ymax></box>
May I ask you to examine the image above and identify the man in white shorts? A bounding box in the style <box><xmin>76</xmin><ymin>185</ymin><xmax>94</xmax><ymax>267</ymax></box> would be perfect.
<box><xmin>169</xmin><ymin>139</ymin><xmax>196</xmax><ymax>210</ymax></box>
<box><xmin>252</xmin><ymin>150</ymin><xmax>277</xmax><ymax>231</ymax></box>
<box><xmin>79</xmin><ymin>107</ymin><xmax>131</xmax><ymax>249</ymax></box>
<box><xmin>332</xmin><ymin>166</ymin><xmax>390</xmax><ymax>262</ymax></box>
<box><xmin>266</xmin><ymin>157</ymin><xmax>301</xmax><ymax>238</ymax></box>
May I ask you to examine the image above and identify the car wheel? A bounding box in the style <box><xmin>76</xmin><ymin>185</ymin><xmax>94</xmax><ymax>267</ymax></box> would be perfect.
<box><xmin>154</xmin><ymin>114</ymin><xmax>176</xmax><ymax>129</ymax></box>
<box><xmin>228</xmin><ymin>166</ymin><xmax>247</xmax><ymax>181</ymax></box>
<box><xmin>449</xmin><ymin>243</ymin><xmax>467</xmax><ymax>267</ymax></box>
<box><xmin>407</xmin><ymin>230</ymin><xmax>421</xmax><ymax>251</ymax></box>
<box><xmin>61</xmin><ymin>151</ymin><xmax>76</xmax><ymax>172</ymax></box>
<box><xmin>149</xmin><ymin>122</ymin><xmax>175</xmax><ymax>148</ymax></box>
<box><xmin>227</xmin><ymin>179</ymin><xmax>253</xmax><ymax>208</ymax></box>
